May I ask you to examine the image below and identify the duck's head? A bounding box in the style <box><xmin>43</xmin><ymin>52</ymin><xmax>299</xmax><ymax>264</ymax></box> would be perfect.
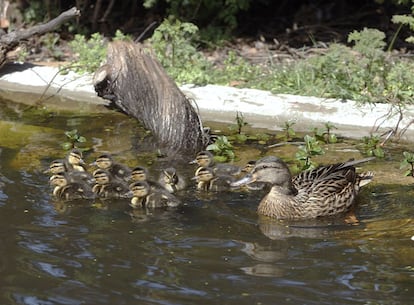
<box><xmin>161</xmin><ymin>167</ymin><xmax>179</xmax><ymax>185</ymax></box>
<box><xmin>67</xmin><ymin>149</ymin><xmax>85</xmax><ymax>166</ymax></box>
<box><xmin>242</xmin><ymin>160</ymin><xmax>256</xmax><ymax>173</ymax></box>
<box><xmin>190</xmin><ymin>151</ymin><xmax>214</xmax><ymax>167</ymax></box>
<box><xmin>93</xmin><ymin>169</ymin><xmax>111</xmax><ymax>185</ymax></box>
<box><xmin>192</xmin><ymin>167</ymin><xmax>214</xmax><ymax>183</ymax></box>
<box><xmin>231</xmin><ymin>156</ymin><xmax>291</xmax><ymax>187</ymax></box>
<box><xmin>92</xmin><ymin>154</ymin><xmax>113</xmax><ymax>169</ymax></box>
<box><xmin>46</xmin><ymin>159</ymin><xmax>66</xmax><ymax>175</ymax></box>
<box><xmin>129</xmin><ymin>181</ymin><xmax>150</xmax><ymax>199</ymax></box>
<box><xmin>130</xmin><ymin>166</ymin><xmax>149</xmax><ymax>182</ymax></box>
<box><xmin>49</xmin><ymin>173</ymin><xmax>68</xmax><ymax>187</ymax></box>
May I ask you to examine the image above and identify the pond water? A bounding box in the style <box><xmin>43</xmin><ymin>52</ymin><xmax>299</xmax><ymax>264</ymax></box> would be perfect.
<box><xmin>0</xmin><ymin>98</ymin><xmax>413</xmax><ymax>305</ymax></box>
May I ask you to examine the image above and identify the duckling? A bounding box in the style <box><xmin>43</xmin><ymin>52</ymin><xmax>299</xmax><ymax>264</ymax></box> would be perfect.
<box><xmin>92</xmin><ymin>169</ymin><xmax>132</xmax><ymax>199</ymax></box>
<box><xmin>129</xmin><ymin>181</ymin><xmax>181</xmax><ymax>209</ymax></box>
<box><xmin>231</xmin><ymin>156</ymin><xmax>374</xmax><ymax>220</ymax></box>
<box><xmin>190</xmin><ymin>150</ymin><xmax>241</xmax><ymax>176</ymax></box>
<box><xmin>192</xmin><ymin>166</ymin><xmax>236</xmax><ymax>192</ymax></box>
<box><xmin>241</xmin><ymin>160</ymin><xmax>266</xmax><ymax>191</ymax></box>
<box><xmin>130</xmin><ymin>166</ymin><xmax>151</xmax><ymax>182</ymax></box>
<box><xmin>91</xmin><ymin>153</ymin><xmax>131</xmax><ymax>182</ymax></box>
<box><xmin>49</xmin><ymin>173</ymin><xmax>94</xmax><ymax>201</ymax></box>
<box><xmin>65</xmin><ymin>148</ymin><xmax>87</xmax><ymax>172</ymax></box>
<box><xmin>130</xmin><ymin>166</ymin><xmax>166</xmax><ymax>190</ymax></box>
<box><xmin>157</xmin><ymin>167</ymin><xmax>187</xmax><ymax>193</ymax></box>
<box><xmin>46</xmin><ymin>159</ymin><xmax>94</xmax><ymax>185</ymax></box>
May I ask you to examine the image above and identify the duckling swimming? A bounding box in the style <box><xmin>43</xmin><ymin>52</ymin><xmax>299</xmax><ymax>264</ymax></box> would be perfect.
<box><xmin>65</xmin><ymin>148</ymin><xmax>87</xmax><ymax>172</ymax></box>
<box><xmin>192</xmin><ymin>166</ymin><xmax>236</xmax><ymax>192</ymax></box>
<box><xmin>231</xmin><ymin>156</ymin><xmax>374</xmax><ymax>220</ymax></box>
<box><xmin>190</xmin><ymin>150</ymin><xmax>241</xmax><ymax>176</ymax></box>
<box><xmin>241</xmin><ymin>160</ymin><xmax>266</xmax><ymax>191</ymax></box>
<box><xmin>92</xmin><ymin>169</ymin><xmax>132</xmax><ymax>199</ymax></box>
<box><xmin>46</xmin><ymin>159</ymin><xmax>94</xmax><ymax>185</ymax></box>
<box><xmin>91</xmin><ymin>153</ymin><xmax>131</xmax><ymax>182</ymax></box>
<box><xmin>157</xmin><ymin>167</ymin><xmax>187</xmax><ymax>193</ymax></box>
<box><xmin>49</xmin><ymin>173</ymin><xmax>95</xmax><ymax>201</ymax></box>
<box><xmin>129</xmin><ymin>181</ymin><xmax>181</xmax><ymax>208</ymax></box>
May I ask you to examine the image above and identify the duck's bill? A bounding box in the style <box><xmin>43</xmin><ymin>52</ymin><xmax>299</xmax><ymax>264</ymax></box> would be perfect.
<box><xmin>231</xmin><ymin>174</ymin><xmax>256</xmax><ymax>187</ymax></box>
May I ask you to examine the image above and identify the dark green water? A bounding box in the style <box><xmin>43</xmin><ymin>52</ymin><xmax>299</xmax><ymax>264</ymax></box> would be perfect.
<box><xmin>0</xmin><ymin>100</ymin><xmax>413</xmax><ymax>305</ymax></box>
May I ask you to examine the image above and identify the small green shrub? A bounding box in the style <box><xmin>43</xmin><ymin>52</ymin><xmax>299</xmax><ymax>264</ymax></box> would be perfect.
<box><xmin>68</xmin><ymin>30</ymin><xmax>132</xmax><ymax>74</ymax></box>
<box><xmin>295</xmin><ymin>135</ymin><xmax>324</xmax><ymax>171</ymax></box>
<box><xmin>400</xmin><ymin>151</ymin><xmax>414</xmax><ymax>177</ymax></box>
<box><xmin>361</xmin><ymin>135</ymin><xmax>385</xmax><ymax>158</ymax></box>
<box><xmin>61</xmin><ymin>129</ymin><xmax>87</xmax><ymax>150</ymax></box>
<box><xmin>150</xmin><ymin>16</ymin><xmax>212</xmax><ymax>85</ymax></box>
<box><xmin>206</xmin><ymin>135</ymin><xmax>235</xmax><ymax>162</ymax></box>
<box><xmin>68</xmin><ymin>32</ymin><xmax>107</xmax><ymax>74</ymax></box>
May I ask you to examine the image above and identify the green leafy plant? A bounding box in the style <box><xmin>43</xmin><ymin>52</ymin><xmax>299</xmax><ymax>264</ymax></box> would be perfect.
<box><xmin>68</xmin><ymin>32</ymin><xmax>107</xmax><ymax>74</ymax></box>
<box><xmin>313</xmin><ymin>122</ymin><xmax>338</xmax><ymax>144</ymax></box>
<box><xmin>295</xmin><ymin>135</ymin><xmax>324</xmax><ymax>171</ymax></box>
<box><xmin>281</xmin><ymin>121</ymin><xmax>296</xmax><ymax>141</ymax></box>
<box><xmin>67</xmin><ymin>30</ymin><xmax>132</xmax><ymax>74</ymax></box>
<box><xmin>400</xmin><ymin>151</ymin><xmax>414</xmax><ymax>177</ymax></box>
<box><xmin>228</xmin><ymin>111</ymin><xmax>248</xmax><ymax>134</ymax></box>
<box><xmin>361</xmin><ymin>135</ymin><xmax>385</xmax><ymax>158</ymax></box>
<box><xmin>61</xmin><ymin>129</ymin><xmax>87</xmax><ymax>150</ymax></box>
<box><xmin>150</xmin><ymin>16</ymin><xmax>211</xmax><ymax>85</ymax></box>
<box><xmin>206</xmin><ymin>135</ymin><xmax>235</xmax><ymax>162</ymax></box>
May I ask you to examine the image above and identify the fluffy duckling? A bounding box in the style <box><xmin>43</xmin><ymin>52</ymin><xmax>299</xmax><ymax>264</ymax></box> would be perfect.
<box><xmin>157</xmin><ymin>167</ymin><xmax>187</xmax><ymax>193</ymax></box>
<box><xmin>91</xmin><ymin>153</ymin><xmax>131</xmax><ymax>182</ymax></box>
<box><xmin>46</xmin><ymin>159</ymin><xmax>94</xmax><ymax>186</ymax></box>
<box><xmin>129</xmin><ymin>181</ymin><xmax>181</xmax><ymax>209</ymax></box>
<box><xmin>49</xmin><ymin>173</ymin><xmax>94</xmax><ymax>201</ymax></box>
<box><xmin>241</xmin><ymin>160</ymin><xmax>266</xmax><ymax>191</ymax></box>
<box><xmin>65</xmin><ymin>148</ymin><xmax>87</xmax><ymax>172</ymax></box>
<box><xmin>231</xmin><ymin>156</ymin><xmax>374</xmax><ymax>220</ymax></box>
<box><xmin>92</xmin><ymin>169</ymin><xmax>132</xmax><ymax>199</ymax></box>
<box><xmin>192</xmin><ymin>166</ymin><xmax>236</xmax><ymax>192</ymax></box>
<box><xmin>190</xmin><ymin>150</ymin><xmax>241</xmax><ymax>176</ymax></box>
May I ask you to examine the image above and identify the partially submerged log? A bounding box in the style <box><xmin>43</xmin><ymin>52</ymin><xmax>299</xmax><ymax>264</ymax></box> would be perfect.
<box><xmin>93</xmin><ymin>41</ymin><xmax>208</xmax><ymax>158</ymax></box>
<box><xmin>0</xmin><ymin>7</ymin><xmax>80</xmax><ymax>68</ymax></box>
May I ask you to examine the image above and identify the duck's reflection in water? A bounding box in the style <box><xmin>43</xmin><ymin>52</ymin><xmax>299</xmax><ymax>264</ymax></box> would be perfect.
<box><xmin>239</xmin><ymin>215</ymin><xmax>357</xmax><ymax>277</ymax></box>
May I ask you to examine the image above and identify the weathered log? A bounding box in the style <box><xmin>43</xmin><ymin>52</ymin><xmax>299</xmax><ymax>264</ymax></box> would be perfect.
<box><xmin>93</xmin><ymin>41</ymin><xmax>208</xmax><ymax>159</ymax></box>
<box><xmin>0</xmin><ymin>7</ymin><xmax>80</xmax><ymax>68</ymax></box>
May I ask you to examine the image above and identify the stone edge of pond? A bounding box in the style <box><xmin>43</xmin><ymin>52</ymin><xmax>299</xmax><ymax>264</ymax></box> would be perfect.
<box><xmin>1</xmin><ymin>62</ymin><xmax>414</xmax><ymax>139</ymax></box>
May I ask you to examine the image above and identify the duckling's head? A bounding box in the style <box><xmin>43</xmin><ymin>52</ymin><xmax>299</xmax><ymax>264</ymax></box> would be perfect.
<box><xmin>190</xmin><ymin>151</ymin><xmax>214</xmax><ymax>167</ymax></box>
<box><xmin>49</xmin><ymin>173</ymin><xmax>68</xmax><ymax>187</ymax></box>
<box><xmin>93</xmin><ymin>154</ymin><xmax>113</xmax><ymax>169</ymax></box>
<box><xmin>93</xmin><ymin>169</ymin><xmax>111</xmax><ymax>185</ymax></box>
<box><xmin>47</xmin><ymin>159</ymin><xmax>67</xmax><ymax>175</ymax></box>
<box><xmin>231</xmin><ymin>156</ymin><xmax>291</xmax><ymax>187</ymax></box>
<box><xmin>242</xmin><ymin>160</ymin><xmax>256</xmax><ymax>173</ymax></box>
<box><xmin>193</xmin><ymin>167</ymin><xmax>215</xmax><ymax>183</ymax></box>
<box><xmin>130</xmin><ymin>166</ymin><xmax>149</xmax><ymax>182</ymax></box>
<box><xmin>161</xmin><ymin>167</ymin><xmax>179</xmax><ymax>185</ymax></box>
<box><xmin>129</xmin><ymin>181</ymin><xmax>150</xmax><ymax>198</ymax></box>
<box><xmin>67</xmin><ymin>149</ymin><xmax>85</xmax><ymax>166</ymax></box>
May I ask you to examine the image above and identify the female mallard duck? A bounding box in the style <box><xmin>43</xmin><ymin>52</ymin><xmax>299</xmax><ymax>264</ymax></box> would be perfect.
<box><xmin>92</xmin><ymin>169</ymin><xmax>132</xmax><ymax>199</ymax></box>
<box><xmin>65</xmin><ymin>148</ymin><xmax>87</xmax><ymax>172</ymax></box>
<box><xmin>231</xmin><ymin>156</ymin><xmax>374</xmax><ymax>219</ymax></box>
<box><xmin>190</xmin><ymin>151</ymin><xmax>241</xmax><ymax>176</ymax></box>
<box><xmin>49</xmin><ymin>173</ymin><xmax>95</xmax><ymax>201</ymax></box>
<box><xmin>192</xmin><ymin>166</ymin><xmax>236</xmax><ymax>192</ymax></box>
<box><xmin>91</xmin><ymin>153</ymin><xmax>131</xmax><ymax>182</ymax></box>
<box><xmin>157</xmin><ymin>167</ymin><xmax>187</xmax><ymax>193</ymax></box>
<box><xmin>129</xmin><ymin>181</ymin><xmax>181</xmax><ymax>208</ymax></box>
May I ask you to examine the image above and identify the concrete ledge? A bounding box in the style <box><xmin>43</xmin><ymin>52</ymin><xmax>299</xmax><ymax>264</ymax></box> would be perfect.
<box><xmin>1</xmin><ymin>62</ymin><xmax>413</xmax><ymax>139</ymax></box>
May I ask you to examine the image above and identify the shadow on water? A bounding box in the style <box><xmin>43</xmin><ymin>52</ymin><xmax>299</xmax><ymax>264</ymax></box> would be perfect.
<box><xmin>0</xmin><ymin>99</ymin><xmax>413</xmax><ymax>305</ymax></box>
